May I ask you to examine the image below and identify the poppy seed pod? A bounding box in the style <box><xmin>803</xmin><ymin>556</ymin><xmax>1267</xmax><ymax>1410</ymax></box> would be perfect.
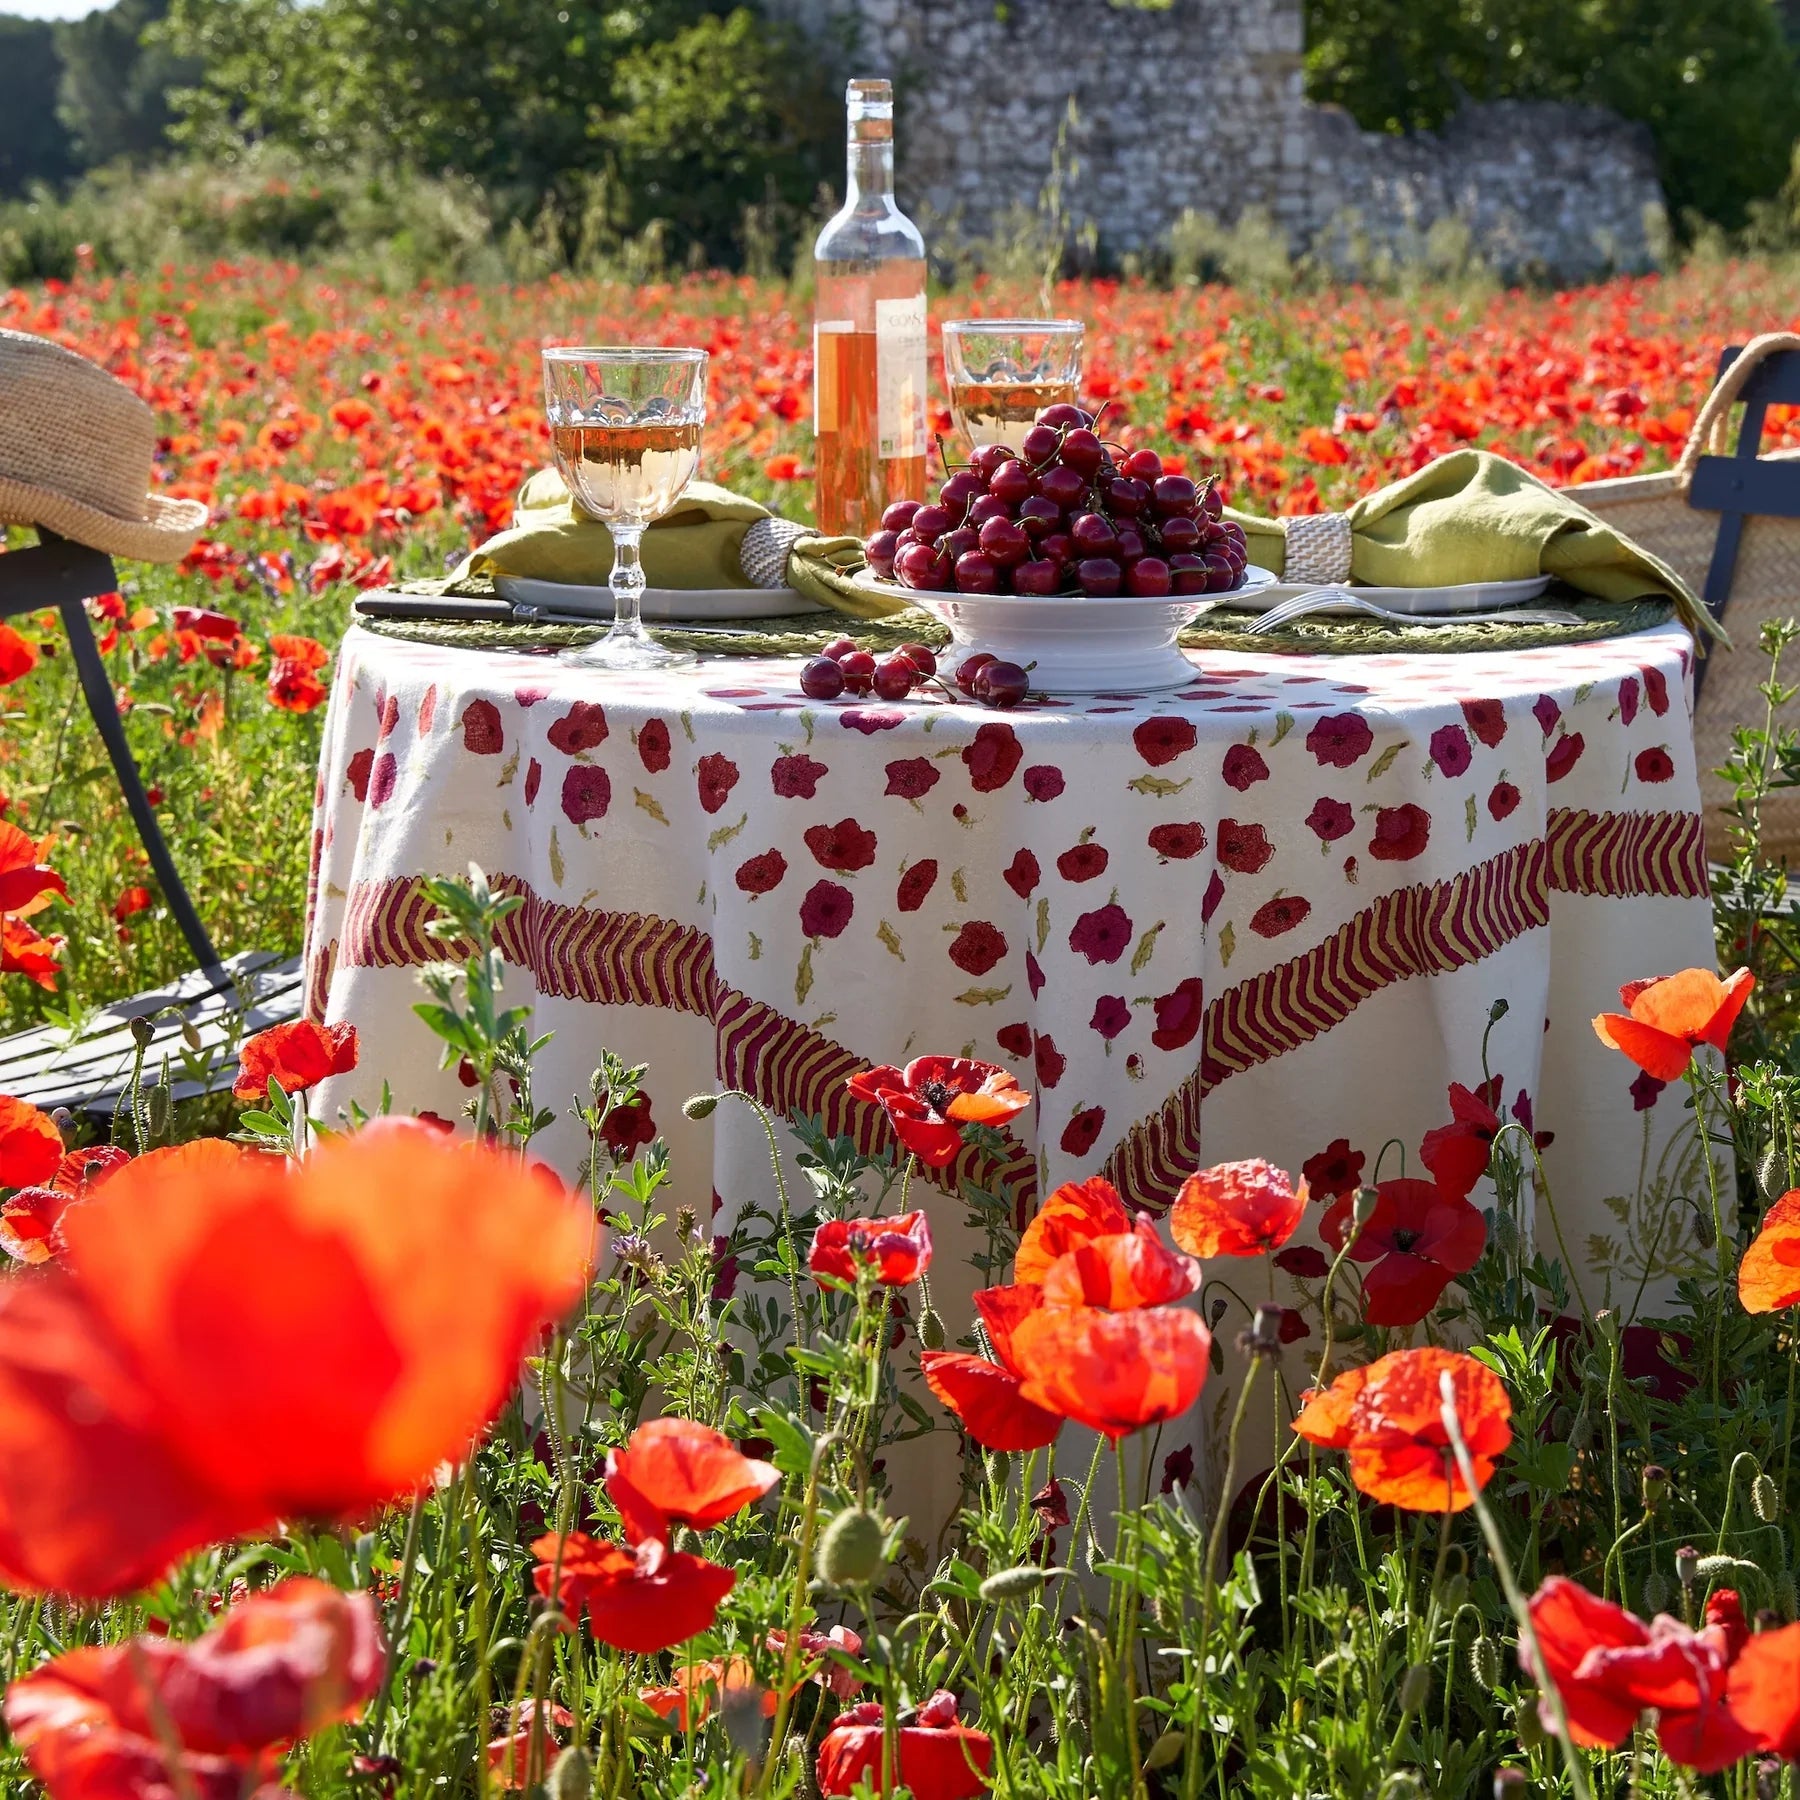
<box><xmin>129</xmin><ymin>1014</ymin><xmax>154</xmax><ymax>1048</ymax></box>
<box><xmin>1676</xmin><ymin>1543</ymin><xmax>1699</xmax><ymax>1590</ymax></box>
<box><xmin>818</xmin><ymin>1507</ymin><xmax>888</xmax><ymax>1588</ymax></box>
<box><xmin>1642</xmin><ymin>1463</ymin><xmax>1670</xmax><ymax>1512</ymax></box>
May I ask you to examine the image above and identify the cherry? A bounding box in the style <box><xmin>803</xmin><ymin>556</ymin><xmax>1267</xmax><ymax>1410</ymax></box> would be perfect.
<box><xmin>968</xmin><ymin>493</ymin><xmax>1012</xmax><ymax>527</ymax></box>
<box><xmin>1060</xmin><ymin>428</ymin><xmax>1105</xmax><ymax>477</ymax></box>
<box><xmin>881</xmin><ymin>499</ymin><xmax>923</xmax><ymax>534</ymax></box>
<box><xmin>1169</xmin><ymin>551</ymin><xmax>1210</xmax><ymax>595</ymax></box>
<box><xmin>1038</xmin><ymin>402</ymin><xmax>1093</xmax><ymax>430</ymax></box>
<box><xmin>989</xmin><ymin>458</ymin><xmax>1034</xmax><ymax>507</ymax></box>
<box><xmin>979</xmin><ymin>516</ymin><xmax>1031</xmax><ymax>568</ymax></box>
<box><xmin>976</xmin><ymin>660</ymin><xmax>1030</xmax><ymax>708</ymax></box>
<box><xmin>873</xmin><ymin>655</ymin><xmax>917</xmax><ymax>702</ymax></box>
<box><xmin>955</xmin><ymin>652</ymin><xmax>998</xmax><ymax>696</ymax></box>
<box><xmin>1152</xmin><ymin>474</ymin><xmax>1199</xmax><ymax>518</ymax></box>
<box><xmin>1036</xmin><ymin>464</ymin><xmax>1087</xmax><ymax>511</ymax></box>
<box><xmin>1113</xmin><ymin>522</ymin><xmax>1148</xmax><ymax>565</ymax></box>
<box><xmin>910</xmin><ymin>503</ymin><xmax>954</xmax><ymax>545</ymax></box>
<box><xmin>1121</xmin><ymin>448</ymin><xmax>1163</xmax><ymax>483</ymax></box>
<box><xmin>894</xmin><ymin>542</ymin><xmax>952</xmax><ymax>591</ymax></box>
<box><xmin>799</xmin><ymin>655</ymin><xmax>846</xmax><ymax>699</ymax></box>
<box><xmin>895</xmin><ymin>641</ymin><xmax>937</xmax><ymax>678</ymax></box>
<box><xmin>969</xmin><ymin>443</ymin><xmax>1012</xmax><ymax>482</ymax></box>
<box><xmin>1125</xmin><ymin>556</ymin><xmax>1172</xmax><ymax>597</ymax></box>
<box><xmin>1070</xmin><ymin>512</ymin><xmax>1119</xmax><ymax>556</ymax></box>
<box><xmin>1018</xmin><ymin>494</ymin><xmax>1063</xmax><ymax>538</ymax></box>
<box><xmin>941</xmin><ymin>526</ymin><xmax>981</xmax><ymax>565</ymax></box>
<box><xmin>1021</xmin><ymin>422</ymin><xmax>1062</xmax><ymax>465</ymax></box>
<box><xmin>839</xmin><ymin>649</ymin><xmax>878</xmax><ymax>693</ymax></box>
<box><xmin>940</xmin><ymin>470</ymin><xmax>984</xmax><ymax>515</ymax></box>
<box><xmin>1077</xmin><ymin>557</ymin><xmax>1123</xmax><ymax>598</ymax></box>
<box><xmin>1106</xmin><ymin>476</ymin><xmax>1151</xmax><ymax>517</ymax></box>
<box><xmin>866</xmin><ymin>529</ymin><xmax>901</xmax><ymax>578</ymax></box>
<box><xmin>1159</xmin><ymin>515</ymin><xmax>1201</xmax><ymax>555</ymax></box>
<box><xmin>1199</xmin><ymin>482</ymin><xmax>1224</xmax><ymax>521</ymax></box>
<box><xmin>1218</xmin><ymin>520</ymin><xmax>1247</xmax><ymax>550</ymax></box>
<box><xmin>1202</xmin><ymin>552</ymin><xmax>1238</xmax><ymax>593</ymax></box>
<box><xmin>1012</xmin><ymin>556</ymin><xmax>1064</xmax><ymax>596</ymax></box>
<box><xmin>1038</xmin><ymin>530</ymin><xmax>1075</xmax><ymax>568</ymax></box>
<box><xmin>954</xmin><ymin>550</ymin><xmax>1002</xmax><ymax>594</ymax></box>
<box><xmin>821</xmin><ymin>636</ymin><xmax>859</xmax><ymax>661</ymax></box>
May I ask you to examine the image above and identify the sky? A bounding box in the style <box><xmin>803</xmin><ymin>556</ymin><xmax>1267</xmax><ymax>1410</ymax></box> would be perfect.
<box><xmin>4</xmin><ymin>0</ymin><xmax>103</xmax><ymax>16</ymax></box>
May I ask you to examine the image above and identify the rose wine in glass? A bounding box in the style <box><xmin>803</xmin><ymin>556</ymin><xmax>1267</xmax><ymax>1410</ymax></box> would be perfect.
<box><xmin>542</xmin><ymin>346</ymin><xmax>706</xmax><ymax>672</ymax></box>
<box><xmin>942</xmin><ymin>320</ymin><xmax>1084</xmax><ymax>453</ymax></box>
<box><xmin>812</xmin><ymin>78</ymin><xmax>929</xmax><ymax>538</ymax></box>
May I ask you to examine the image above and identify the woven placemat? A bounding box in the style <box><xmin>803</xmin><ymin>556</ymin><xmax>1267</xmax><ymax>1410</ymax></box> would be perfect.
<box><xmin>356</xmin><ymin>588</ymin><xmax>1677</xmax><ymax>660</ymax></box>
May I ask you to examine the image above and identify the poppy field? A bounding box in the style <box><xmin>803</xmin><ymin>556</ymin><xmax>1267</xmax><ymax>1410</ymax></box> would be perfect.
<box><xmin>5</xmin><ymin>256</ymin><xmax>1800</xmax><ymax>1798</ymax></box>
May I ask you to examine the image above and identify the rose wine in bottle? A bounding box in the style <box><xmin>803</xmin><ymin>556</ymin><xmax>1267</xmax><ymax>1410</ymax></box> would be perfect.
<box><xmin>813</xmin><ymin>77</ymin><xmax>928</xmax><ymax>538</ymax></box>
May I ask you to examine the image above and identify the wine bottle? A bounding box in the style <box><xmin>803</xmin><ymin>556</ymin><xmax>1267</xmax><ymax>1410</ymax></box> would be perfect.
<box><xmin>812</xmin><ymin>77</ymin><xmax>928</xmax><ymax>539</ymax></box>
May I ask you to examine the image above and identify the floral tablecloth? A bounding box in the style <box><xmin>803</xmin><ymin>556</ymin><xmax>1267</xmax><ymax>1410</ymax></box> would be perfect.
<box><xmin>305</xmin><ymin>621</ymin><xmax>1713</xmax><ymax>1336</ymax></box>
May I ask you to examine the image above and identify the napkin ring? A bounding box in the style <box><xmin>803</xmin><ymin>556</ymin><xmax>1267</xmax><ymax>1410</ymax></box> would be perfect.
<box><xmin>741</xmin><ymin>516</ymin><xmax>810</xmax><ymax>589</ymax></box>
<box><xmin>1284</xmin><ymin>512</ymin><xmax>1353</xmax><ymax>585</ymax></box>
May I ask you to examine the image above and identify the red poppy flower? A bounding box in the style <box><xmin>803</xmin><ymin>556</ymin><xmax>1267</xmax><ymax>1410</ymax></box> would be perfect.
<box><xmin>0</xmin><ymin>1128</ymin><xmax>592</xmax><ymax>1595</ymax></box>
<box><xmin>1013</xmin><ymin>1177</ymin><xmax>1134</xmax><ymax>1286</ymax></box>
<box><xmin>1418</xmin><ymin>1081</ymin><xmax>1504</xmax><ymax>1202</ymax></box>
<box><xmin>0</xmin><ymin>822</ymin><xmax>66</xmax><ymax>917</ymax></box>
<box><xmin>1526</xmin><ymin>1578</ymin><xmax>1755</xmax><ymax>1771</ymax></box>
<box><xmin>921</xmin><ymin>1284</ymin><xmax>1064</xmax><ymax>1452</ymax></box>
<box><xmin>0</xmin><ymin>1095</ymin><xmax>62</xmax><ymax>1190</ymax></box>
<box><xmin>268</xmin><ymin>633</ymin><xmax>330</xmax><ymax>713</ymax></box>
<box><xmin>532</xmin><ymin>1532</ymin><xmax>735</xmax><ymax>1653</ymax></box>
<box><xmin>809</xmin><ymin>1210</ymin><xmax>933</xmax><ymax>1288</ymax></box>
<box><xmin>1592</xmin><ymin>967</ymin><xmax>1754</xmax><ymax>1082</ymax></box>
<box><xmin>844</xmin><ymin>1057</ymin><xmax>1030</xmax><ymax>1168</ymax></box>
<box><xmin>5</xmin><ymin>1578</ymin><xmax>382</xmax><ymax>1797</ymax></box>
<box><xmin>172</xmin><ymin>606</ymin><xmax>243</xmax><ymax>643</ymax></box>
<box><xmin>1037</xmin><ymin>1225</ymin><xmax>1198</xmax><ymax>1311</ymax></box>
<box><xmin>233</xmin><ymin>1019</ymin><xmax>360</xmax><ymax>1100</ymax></box>
<box><xmin>1727</xmin><ymin>1619</ymin><xmax>1800</xmax><ymax>1759</ymax></box>
<box><xmin>1171</xmin><ymin>1159</ymin><xmax>1307</xmax><ymax>1258</ymax></box>
<box><xmin>1</xmin><ymin>918</ymin><xmax>61</xmax><ymax>989</ymax></box>
<box><xmin>817</xmin><ymin>1690</ymin><xmax>992</xmax><ymax>1800</ymax></box>
<box><xmin>765</xmin><ymin>1623</ymin><xmax>865</xmax><ymax>1700</ymax></box>
<box><xmin>1301</xmin><ymin>1138</ymin><xmax>1364</xmax><ymax>1199</ymax></box>
<box><xmin>0</xmin><ymin>623</ymin><xmax>36</xmax><ymax>687</ymax></box>
<box><xmin>1738</xmin><ymin>1188</ymin><xmax>1800</xmax><ymax>1313</ymax></box>
<box><xmin>1334</xmin><ymin>1346</ymin><xmax>1512</xmax><ymax>1511</ymax></box>
<box><xmin>1320</xmin><ymin>1178</ymin><xmax>1486</xmax><ymax>1326</ymax></box>
<box><xmin>604</xmin><ymin>1416</ymin><xmax>779</xmax><ymax>1544</ymax></box>
<box><xmin>1010</xmin><ymin>1303</ymin><xmax>1210</xmax><ymax>1440</ymax></box>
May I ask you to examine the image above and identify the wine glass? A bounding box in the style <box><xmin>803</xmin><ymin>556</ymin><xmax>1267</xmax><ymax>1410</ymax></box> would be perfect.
<box><xmin>941</xmin><ymin>320</ymin><xmax>1084</xmax><ymax>453</ymax></box>
<box><xmin>542</xmin><ymin>346</ymin><xmax>708</xmax><ymax>671</ymax></box>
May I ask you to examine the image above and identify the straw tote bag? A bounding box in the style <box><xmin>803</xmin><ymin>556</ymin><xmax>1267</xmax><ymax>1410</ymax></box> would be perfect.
<box><xmin>1567</xmin><ymin>331</ymin><xmax>1800</xmax><ymax>863</ymax></box>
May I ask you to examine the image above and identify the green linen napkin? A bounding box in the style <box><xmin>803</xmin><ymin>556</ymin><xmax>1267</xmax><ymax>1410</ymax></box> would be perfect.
<box><xmin>784</xmin><ymin>534</ymin><xmax>911</xmax><ymax>621</ymax></box>
<box><xmin>1230</xmin><ymin>449</ymin><xmax>1710</xmax><ymax>638</ymax></box>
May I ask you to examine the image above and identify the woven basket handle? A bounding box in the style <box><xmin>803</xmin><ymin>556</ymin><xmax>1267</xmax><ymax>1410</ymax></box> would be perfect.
<box><xmin>1673</xmin><ymin>330</ymin><xmax>1800</xmax><ymax>490</ymax></box>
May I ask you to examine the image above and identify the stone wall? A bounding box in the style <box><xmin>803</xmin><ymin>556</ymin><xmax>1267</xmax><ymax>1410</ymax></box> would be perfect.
<box><xmin>789</xmin><ymin>0</ymin><xmax>1667</xmax><ymax>282</ymax></box>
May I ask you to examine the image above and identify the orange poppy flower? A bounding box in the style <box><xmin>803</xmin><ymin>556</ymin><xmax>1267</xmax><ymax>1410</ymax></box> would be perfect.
<box><xmin>1727</xmin><ymin>1619</ymin><xmax>1800</xmax><ymax>1759</ymax></box>
<box><xmin>817</xmin><ymin>1690</ymin><xmax>992</xmax><ymax>1800</ymax></box>
<box><xmin>1</xmin><ymin>918</ymin><xmax>61</xmax><ymax>990</ymax></box>
<box><xmin>1010</xmin><ymin>1302</ymin><xmax>1210</xmax><ymax>1440</ymax></box>
<box><xmin>1012</xmin><ymin>1176</ymin><xmax>1133</xmax><ymax>1286</ymax></box>
<box><xmin>5</xmin><ymin>1577</ymin><xmax>382</xmax><ymax>1796</ymax></box>
<box><xmin>1592</xmin><ymin>967</ymin><xmax>1754</xmax><ymax>1081</ymax></box>
<box><xmin>1037</xmin><ymin>1225</ymin><xmax>1198</xmax><ymax>1312</ymax></box>
<box><xmin>532</xmin><ymin>1532</ymin><xmax>735</xmax><ymax>1653</ymax></box>
<box><xmin>0</xmin><ymin>1127</ymin><xmax>592</xmax><ymax>1595</ymax></box>
<box><xmin>0</xmin><ymin>624</ymin><xmax>36</xmax><ymax>687</ymax></box>
<box><xmin>0</xmin><ymin>1095</ymin><xmax>62</xmax><ymax>1190</ymax></box>
<box><xmin>1338</xmin><ymin>1346</ymin><xmax>1512</xmax><ymax>1512</ymax></box>
<box><xmin>921</xmin><ymin>1283</ymin><xmax>1064</xmax><ymax>1452</ymax></box>
<box><xmin>844</xmin><ymin>1057</ymin><xmax>1030</xmax><ymax>1168</ymax></box>
<box><xmin>641</xmin><ymin>1655</ymin><xmax>778</xmax><ymax>1729</ymax></box>
<box><xmin>1737</xmin><ymin>1188</ymin><xmax>1800</xmax><ymax>1314</ymax></box>
<box><xmin>604</xmin><ymin>1417</ymin><xmax>779</xmax><ymax>1545</ymax></box>
<box><xmin>233</xmin><ymin>1019</ymin><xmax>360</xmax><ymax>1100</ymax></box>
<box><xmin>0</xmin><ymin>822</ymin><xmax>66</xmax><ymax>918</ymax></box>
<box><xmin>1170</xmin><ymin>1158</ymin><xmax>1307</xmax><ymax>1258</ymax></box>
<box><xmin>1290</xmin><ymin>1363</ymin><xmax>1374</xmax><ymax>1449</ymax></box>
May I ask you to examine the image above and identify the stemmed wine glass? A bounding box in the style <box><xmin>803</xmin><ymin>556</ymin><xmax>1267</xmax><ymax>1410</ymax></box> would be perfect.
<box><xmin>542</xmin><ymin>346</ymin><xmax>708</xmax><ymax>671</ymax></box>
<box><xmin>941</xmin><ymin>320</ymin><xmax>1084</xmax><ymax>453</ymax></box>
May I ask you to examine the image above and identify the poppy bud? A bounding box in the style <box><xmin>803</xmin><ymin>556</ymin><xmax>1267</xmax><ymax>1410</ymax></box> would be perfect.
<box><xmin>1641</xmin><ymin>1463</ymin><xmax>1670</xmax><ymax>1512</ymax></box>
<box><xmin>1208</xmin><ymin>1333</ymin><xmax>1224</xmax><ymax>1376</ymax></box>
<box><xmin>1398</xmin><ymin>1664</ymin><xmax>1431</xmax><ymax>1714</ymax></box>
<box><xmin>1493</xmin><ymin>1770</ymin><xmax>1529</xmax><ymax>1800</ymax></box>
<box><xmin>1144</xmin><ymin>1729</ymin><xmax>1186</xmax><ymax>1771</ymax></box>
<box><xmin>549</xmin><ymin>1747</ymin><xmax>594</xmax><ymax>1800</ymax></box>
<box><xmin>1352</xmin><ymin>1186</ymin><xmax>1379</xmax><ymax>1228</ymax></box>
<box><xmin>147</xmin><ymin>1082</ymin><xmax>171</xmax><ymax>1138</ymax></box>
<box><xmin>1642</xmin><ymin>1568</ymin><xmax>1672</xmax><ymax>1615</ymax></box>
<box><xmin>818</xmin><ymin>1506</ymin><xmax>888</xmax><ymax>1588</ymax></box>
<box><xmin>182</xmin><ymin>1020</ymin><xmax>204</xmax><ymax>1052</ymax></box>
<box><xmin>682</xmin><ymin>1093</ymin><xmax>721</xmax><ymax>1120</ymax></box>
<box><xmin>1753</xmin><ymin>1472</ymin><xmax>1780</xmax><ymax>1522</ymax></box>
<box><xmin>1440</xmin><ymin>1570</ymin><xmax>1469</xmax><ymax>1610</ymax></box>
<box><xmin>1676</xmin><ymin>1543</ymin><xmax>1698</xmax><ymax>1590</ymax></box>
<box><xmin>1778</xmin><ymin>1570</ymin><xmax>1798</xmax><ymax>1619</ymax></box>
<box><xmin>1757</xmin><ymin>1143</ymin><xmax>1786</xmax><ymax>1199</ymax></box>
<box><xmin>1515</xmin><ymin>1701</ymin><xmax>1546</xmax><ymax>1751</ymax></box>
<box><xmin>130</xmin><ymin>1014</ymin><xmax>155</xmax><ymax>1048</ymax></box>
<box><xmin>1469</xmin><ymin>1635</ymin><xmax>1501</xmax><ymax>1691</ymax></box>
<box><xmin>980</xmin><ymin>1565</ymin><xmax>1052</xmax><ymax>1603</ymax></box>
<box><xmin>920</xmin><ymin>1307</ymin><xmax>946</xmax><ymax>1350</ymax></box>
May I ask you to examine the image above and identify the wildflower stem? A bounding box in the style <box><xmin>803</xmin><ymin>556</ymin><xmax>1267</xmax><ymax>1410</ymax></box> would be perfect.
<box><xmin>1686</xmin><ymin>1063</ymin><xmax>1732</xmax><ymax>1416</ymax></box>
<box><xmin>366</xmin><ymin>1488</ymin><xmax>426</xmax><ymax>1753</ymax></box>
<box><xmin>1198</xmin><ymin>1352</ymin><xmax>1263</xmax><ymax>1673</ymax></box>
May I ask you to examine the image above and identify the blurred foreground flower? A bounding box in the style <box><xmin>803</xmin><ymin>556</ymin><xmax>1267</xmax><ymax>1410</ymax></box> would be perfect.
<box><xmin>1738</xmin><ymin>1189</ymin><xmax>1800</xmax><ymax>1314</ymax></box>
<box><xmin>817</xmin><ymin>1689</ymin><xmax>992</xmax><ymax>1800</ymax></box>
<box><xmin>1592</xmin><ymin>967</ymin><xmax>1754</xmax><ymax>1081</ymax></box>
<box><xmin>0</xmin><ymin>1094</ymin><xmax>62</xmax><ymax>1189</ymax></box>
<box><xmin>0</xmin><ymin>821</ymin><xmax>66</xmax><ymax>916</ymax></box>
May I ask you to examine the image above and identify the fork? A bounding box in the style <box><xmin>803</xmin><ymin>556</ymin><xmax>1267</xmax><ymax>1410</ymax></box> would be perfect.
<box><xmin>1243</xmin><ymin>588</ymin><xmax>1583</xmax><ymax>636</ymax></box>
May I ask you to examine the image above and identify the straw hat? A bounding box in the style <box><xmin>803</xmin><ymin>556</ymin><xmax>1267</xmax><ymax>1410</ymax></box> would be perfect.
<box><xmin>0</xmin><ymin>329</ymin><xmax>208</xmax><ymax>564</ymax></box>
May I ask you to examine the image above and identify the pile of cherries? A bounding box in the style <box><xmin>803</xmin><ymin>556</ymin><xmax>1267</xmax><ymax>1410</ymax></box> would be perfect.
<box><xmin>798</xmin><ymin>637</ymin><xmax>1032</xmax><ymax>710</ymax></box>
<box><xmin>864</xmin><ymin>403</ymin><xmax>1250</xmax><ymax>599</ymax></box>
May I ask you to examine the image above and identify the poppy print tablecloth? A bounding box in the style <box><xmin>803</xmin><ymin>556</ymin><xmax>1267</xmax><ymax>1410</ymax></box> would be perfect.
<box><xmin>305</xmin><ymin>621</ymin><xmax>1714</xmax><ymax>1329</ymax></box>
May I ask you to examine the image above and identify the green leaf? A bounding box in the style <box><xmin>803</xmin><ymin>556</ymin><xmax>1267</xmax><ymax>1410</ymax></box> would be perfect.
<box><xmin>1367</xmin><ymin>742</ymin><xmax>1404</xmax><ymax>781</ymax></box>
<box><xmin>1129</xmin><ymin>773</ymin><xmax>1191</xmax><ymax>796</ymax></box>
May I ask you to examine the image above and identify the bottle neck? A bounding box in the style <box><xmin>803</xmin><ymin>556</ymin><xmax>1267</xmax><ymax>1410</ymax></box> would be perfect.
<box><xmin>845</xmin><ymin>123</ymin><xmax>894</xmax><ymax>202</ymax></box>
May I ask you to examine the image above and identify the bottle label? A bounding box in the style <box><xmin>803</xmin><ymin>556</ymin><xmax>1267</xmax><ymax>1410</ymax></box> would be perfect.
<box><xmin>814</xmin><ymin>321</ymin><xmax>852</xmax><ymax>435</ymax></box>
<box><xmin>875</xmin><ymin>294</ymin><xmax>927</xmax><ymax>460</ymax></box>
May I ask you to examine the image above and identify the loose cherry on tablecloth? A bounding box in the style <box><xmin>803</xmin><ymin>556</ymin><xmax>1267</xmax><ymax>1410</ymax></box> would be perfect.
<box><xmin>796</xmin><ymin>638</ymin><xmax>1033</xmax><ymax>710</ymax></box>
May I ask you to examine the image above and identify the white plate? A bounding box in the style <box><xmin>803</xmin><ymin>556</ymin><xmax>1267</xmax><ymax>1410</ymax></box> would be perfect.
<box><xmin>1213</xmin><ymin>574</ymin><xmax>1552</xmax><ymax>617</ymax></box>
<box><xmin>850</xmin><ymin>565</ymin><xmax>1277</xmax><ymax>693</ymax></box>
<box><xmin>494</xmin><ymin>575</ymin><xmax>826</xmax><ymax>621</ymax></box>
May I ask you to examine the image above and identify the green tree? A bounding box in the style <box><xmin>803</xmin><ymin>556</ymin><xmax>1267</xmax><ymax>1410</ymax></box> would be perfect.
<box><xmin>1306</xmin><ymin>0</ymin><xmax>1800</xmax><ymax>230</ymax></box>
<box><xmin>0</xmin><ymin>16</ymin><xmax>77</xmax><ymax>195</ymax></box>
<box><xmin>57</xmin><ymin>0</ymin><xmax>197</xmax><ymax>166</ymax></box>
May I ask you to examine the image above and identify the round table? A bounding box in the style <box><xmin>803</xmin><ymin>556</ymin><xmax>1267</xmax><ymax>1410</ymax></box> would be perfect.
<box><xmin>304</xmin><ymin>619</ymin><xmax>1714</xmax><ymax>1504</ymax></box>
